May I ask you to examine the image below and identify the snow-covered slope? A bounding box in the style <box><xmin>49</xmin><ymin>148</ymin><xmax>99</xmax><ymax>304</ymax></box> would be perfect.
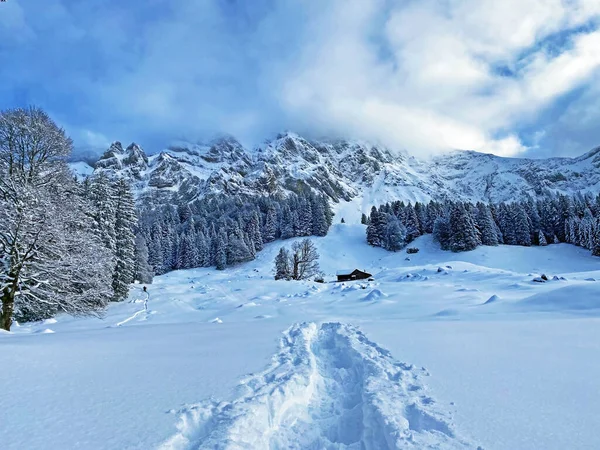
<box><xmin>72</xmin><ymin>134</ymin><xmax>600</xmax><ymax>208</ymax></box>
<box><xmin>3</xmin><ymin>224</ymin><xmax>600</xmax><ymax>450</ymax></box>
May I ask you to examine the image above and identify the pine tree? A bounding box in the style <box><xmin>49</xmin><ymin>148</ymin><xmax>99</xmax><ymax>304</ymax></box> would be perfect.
<box><xmin>361</xmin><ymin>213</ymin><xmax>368</xmax><ymax>225</ymax></box>
<box><xmin>112</xmin><ymin>179</ymin><xmax>137</xmax><ymax>302</ymax></box>
<box><xmin>433</xmin><ymin>216</ymin><xmax>451</xmax><ymax>250</ymax></box>
<box><xmin>280</xmin><ymin>205</ymin><xmax>294</xmax><ymax>239</ymax></box>
<box><xmin>246</xmin><ymin>211</ymin><xmax>263</xmax><ymax>252</ymax></box>
<box><xmin>196</xmin><ymin>231</ymin><xmax>210</xmax><ymax>267</ymax></box>
<box><xmin>366</xmin><ymin>206</ymin><xmax>381</xmax><ymax>246</ymax></box>
<box><xmin>511</xmin><ymin>204</ymin><xmax>531</xmax><ymax>246</ymax></box>
<box><xmin>476</xmin><ymin>203</ymin><xmax>499</xmax><ymax>246</ymax></box>
<box><xmin>87</xmin><ymin>173</ymin><xmax>117</xmax><ymax>254</ymax></box>
<box><xmin>298</xmin><ymin>197</ymin><xmax>313</xmax><ymax>236</ymax></box>
<box><xmin>592</xmin><ymin>219</ymin><xmax>600</xmax><ymax>257</ymax></box>
<box><xmin>385</xmin><ymin>216</ymin><xmax>407</xmax><ymax>252</ymax></box>
<box><xmin>449</xmin><ymin>203</ymin><xmax>479</xmax><ymax>252</ymax></box>
<box><xmin>311</xmin><ymin>195</ymin><xmax>329</xmax><ymax>236</ymax></box>
<box><xmin>227</xmin><ymin>224</ymin><xmax>253</xmax><ymax>265</ymax></box>
<box><xmin>538</xmin><ymin>230</ymin><xmax>548</xmax><ymax>246</ymax></box>
<box><xmin>274</xmin><ymin>247</ymin><xmax>292</xmax><ymax>280</ymax></box>
<box><xmin>403</xmin><ymin>204</ymin><xmax>420</xmax><ymax>242</ymax></box>
<box><xmin>263</xmin><ymin>205</ymin><xmax>278</xmax><ymax>243</ymax></box>
<box><xmin>215</xmin><ymin>232</ymin><xmax>227</xmax><ymax>270</ymax></box>
<box><xmin>133</xmin><ymin>234</ymin><xmax>154</xmax><ymax>284</ymax></box>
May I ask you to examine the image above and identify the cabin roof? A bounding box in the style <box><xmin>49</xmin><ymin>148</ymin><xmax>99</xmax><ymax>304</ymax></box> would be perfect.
<box><xmin>336</xmin><ymin>270</ymin><xmax>354</xmax><ymax>276</ymax></box>
<box><xmin>336</xmin><ymin>269</ymin><xmax>371</xmax><ymax>276</ymax></box>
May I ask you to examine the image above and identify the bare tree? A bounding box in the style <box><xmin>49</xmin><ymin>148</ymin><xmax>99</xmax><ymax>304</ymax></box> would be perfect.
<box><xmin>0</xmin><ymin>107</ymin><xmax>111</xmax><ymax>331</ymax></box>
<box><xmin>290</xmin><ymin>239</ymin><xmax>321</xmax><ymax>281</ymax></box>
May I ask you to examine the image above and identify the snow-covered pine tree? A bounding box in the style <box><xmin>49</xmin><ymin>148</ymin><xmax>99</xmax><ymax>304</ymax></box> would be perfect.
<box><xmin>366</xmin><ymin>206</ymin><xmax>381</xmax><ymax>246</ymax></box>
<box><xmin>226</xmin><ymin>223</ymin><xmax>254</xmax><ymax>266</ymax></box>
<box><xmin>245</xmin><ymin>211</ymin><xmax>264</xmax><ymax>252</ymax></box>
<box><xmin>361</xmin><ymin>213</ymin><xmax>368</xmax><ymax>225</ymax></box>
<box><xmin>433</xmin><ymin>216</ymin><xmax>451</xmax><ymax>250</ymax></box>
<box><xmin>148</xmin><ymin>220</ymin><xmax>165</xmax><ymax>274</ymax></box>
<box><xmin>414</xmin><ymin>202</ymin><xmax>427</xmax><ymax>235</ymax></box>
<box><xmin>322</xmin><ymin>195</ymin><xmax>334</xmax><ymax>229</ymax></box>
<box><xmin>592</xmin><ymin>219</ymin><xmax>600</xmax><ymax>257</ymax></box>
<box><xmin>215</xmin><ymin>231</ymin><xmax>227</xmax><ymax>270</ymax></box>
<box><xmin>112</xmin><ymin>178</ymin><xmax>138</xmax><ymax>302</ymax></box>
<box><xmin>424</xmin><ymin>201</ymin><xmax>439</xmax><ymax>234</ymax></box>
<box><xmin>310</xmin><ymin>195</ymin><xmax>329</xmax><ymax>236</ymax></box>
<box><xmin>298</xmin><ymin>197</ymin><xmax>313</xmax><ymax>236</ymax></box>
<box><xmin>263</xmin><ymin>205</ymin><xmax>278</xmax><ymax>243</ymax></box>
<box><xmin>274</xmin><ymin>247</ymin><xmax>292</xmax><ymax>280</ymax></box>
<box><xmin>580</xmin><ymin>208</ymin><xmax>595</xmax><ymax>249</ymax></box>
<box><xmin>133</xmin><ymin>234</ymin><xmax>154</xmax><ymax>284</ymax></box>
<box><xmin>538</xmin><ymin>230</ymin><xmax>548</xmax><ymax>246</ymax></box>
<box><xmin>86</xmin><ymin>172</ymin><xmax>118</xmax><ymax>255</ymax></box>
<box><xmin>280</xmin><ymin>205</ymin><xmax>294</xmax><ymax>239</ymax></box>
<box><xmin>526</xmin><ymin>198</ymin><xmax>541</xmax><ymax>242</ymax></box>
<box><xmin>511</xmin><ymin>203</ymin><xmax>531</xmax><ymax>246</ymax></box>
<box><xmin>476</xmin><ymin>203</ymin><xmax>499</xmax><ymax>246</ymax></box>
<box><xmin>449</xmin><ymin>202</ymin><xmax>479</xmax><ymax>252</ymax></box>
<box><xmin>177</xmin><ymin>232</ymin><xmax>196</xmax><ymax>269</ymax></box>
<box><xmin>403</xmin><ymin>204</ymin><xmax>420</xmax><ymax>243</ymax></box>
<box><xmin>196</xmin><ymin>231</ymin><xmax>210</xmax><ymax>267</ymax></box>
<box><xmin>385</xmin><ymin>216</ymin><xmax>407</xmax><ymax>251</ymax></box>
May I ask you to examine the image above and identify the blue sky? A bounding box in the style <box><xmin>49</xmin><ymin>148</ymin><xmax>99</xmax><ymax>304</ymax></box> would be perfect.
<box><xmin>1</xmin><ymin>0</ymin><xmax>600</xmax><ymax>158</ymax></box>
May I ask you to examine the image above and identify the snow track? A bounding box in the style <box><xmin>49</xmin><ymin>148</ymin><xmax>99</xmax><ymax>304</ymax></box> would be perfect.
<box><xmin>161</xmin><ymin>322</ymin><xmax>475</xmax><ymax>449</ymax></box>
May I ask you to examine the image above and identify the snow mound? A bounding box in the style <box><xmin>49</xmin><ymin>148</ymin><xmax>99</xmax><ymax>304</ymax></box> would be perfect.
<box><xmin>42</xmin><ymin>318</ymin><xmax>58</xmax><ymax>325</ymax></box>
<box><xmin>210</xmin><ymin>317</ymin><xmax>223</xmax><ymax>324</ymax></box>
<box><xmin>160</xmin><ymin>322</ymin><xmax>474</xmax><ymax>449</ymax></box>
<box><xmin>361</xmin><ymin>289</ymin><xmax>388</xmax><ymax>302</ymax></box>
<box><xmin>37</xmin><ymin>328</ymin><xmax>55</xmax><ymax>334</ymax></box>
<box><xmin>237</xmin><ymin>302</ymin><xmax>259</xmax><ymax>308</ymax></box>
<box><xmin>483</xmin><ymin>295</ymin><xmax>501</xmax><ymax>305</ymax></box>
<box><xmin>433</xmin><ymin>309</ymin><xmax>460</xmax><ymax>318</ymax></box>
<box><xmin>516</xmin><ymin>285</ymin><xmax>600</xmax><ymax>312</ymax></box>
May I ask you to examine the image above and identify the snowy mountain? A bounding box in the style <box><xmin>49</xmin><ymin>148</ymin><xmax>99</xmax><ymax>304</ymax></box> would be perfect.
<box><xmin>74</xmin><ymin>133</ymin><xmax>600</xmax><ymax>209</ymax></box>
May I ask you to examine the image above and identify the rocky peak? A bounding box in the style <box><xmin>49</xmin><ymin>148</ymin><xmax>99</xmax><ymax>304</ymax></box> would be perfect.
<box><xmin>95</xmin><ymin>141</ymin><xmax>125</xmax><ymax>169</ymax></box>
<box><xmin>124</xmin><ymin>143</ymin><xmax>148</xmax><ymax>167</ymax></box>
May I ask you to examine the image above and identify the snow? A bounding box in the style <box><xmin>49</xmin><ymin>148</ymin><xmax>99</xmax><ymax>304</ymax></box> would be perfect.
<box><xmin>160</xmin><ymin>322</ymin><xmax>473</xmax><ymax>449</ymax></box>
<box><xmin>69</xmin><ymin>161</ymin><xmax>94</xmax><ymax>180</ymax></box>
<box><xmin>3</xmin><ymin>223</ymin><xmax>600</xmax><ymax>449</ymax></box>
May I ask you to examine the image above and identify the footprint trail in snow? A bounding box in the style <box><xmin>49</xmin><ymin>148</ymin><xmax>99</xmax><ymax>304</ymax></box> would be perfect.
<box><xmin>160</xmin><ymin>322</ymin><xmax>477</xmax><ymax>449</ymax></box>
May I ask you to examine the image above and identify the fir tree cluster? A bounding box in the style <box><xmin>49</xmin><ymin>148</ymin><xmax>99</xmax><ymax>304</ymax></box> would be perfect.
<box><xmin>138</xmin><ymin>193</ymin><xmax>333</xmax><ymax>274</ymax></box>
<box><xmin>84</xmin><ymin>173</ymin><xmax>150</xmax><ymax>301</ymax></box>
<box><xmin>366</xmin><ymin>193</ymin><xmax>600</xmax><ymax>256</ymax></box>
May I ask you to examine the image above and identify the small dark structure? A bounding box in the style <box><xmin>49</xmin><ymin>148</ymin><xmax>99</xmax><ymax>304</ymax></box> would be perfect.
<box><xmin>336</xmin><ymin>269</ymin><xmax>372</xmax><ymax>282</ymax></box>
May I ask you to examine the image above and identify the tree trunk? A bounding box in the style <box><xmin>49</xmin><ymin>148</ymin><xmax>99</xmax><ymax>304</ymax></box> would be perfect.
<box><xmin>1</xmin><ymin>286</ymin><xmax>15</xmax><ymax>331</ymax></box>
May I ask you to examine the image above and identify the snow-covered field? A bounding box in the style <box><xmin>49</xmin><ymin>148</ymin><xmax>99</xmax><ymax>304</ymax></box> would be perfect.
<box><xmin>2</xmin><ymin>224</ymin><xmax>600</xmax><ymax>449</ymax></box>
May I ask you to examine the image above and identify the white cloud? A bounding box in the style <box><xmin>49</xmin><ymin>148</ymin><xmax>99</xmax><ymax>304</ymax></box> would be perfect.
<box><xmin>4</xmin><ymin>0</ymin><xmax>600</xmax><ymax>157</ymax></box>
<box><xmin>275</xmin><ymin>0</ymin><xmax>600</xmax><ymax>156</ymax></box>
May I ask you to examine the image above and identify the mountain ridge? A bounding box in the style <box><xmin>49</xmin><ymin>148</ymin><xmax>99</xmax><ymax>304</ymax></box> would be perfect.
<box><xmin>70</xmin><ymin>132</ymin><xmax>600</xmax><ymax>210</ymax></box>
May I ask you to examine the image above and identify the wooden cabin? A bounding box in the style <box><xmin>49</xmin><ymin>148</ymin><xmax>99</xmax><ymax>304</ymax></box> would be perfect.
<box><xmin>336</xmin><ymin>269</ymin><xmax>372</xmax><ymax>282</ymax></box>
